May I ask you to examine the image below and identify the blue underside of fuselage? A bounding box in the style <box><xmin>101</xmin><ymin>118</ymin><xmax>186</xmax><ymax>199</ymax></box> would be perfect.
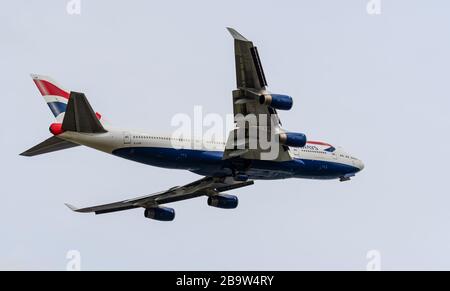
<box><xmin>112</xmin><ymin>147</ymin><xmax>360</xmax><ymax>180</ymax></box>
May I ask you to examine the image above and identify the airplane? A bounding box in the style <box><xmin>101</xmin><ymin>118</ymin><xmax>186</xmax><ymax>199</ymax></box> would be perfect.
<box><xmin>21</xmin><ymin>28</ymin><xmax>364</xmax><ymax>221</ymax></box>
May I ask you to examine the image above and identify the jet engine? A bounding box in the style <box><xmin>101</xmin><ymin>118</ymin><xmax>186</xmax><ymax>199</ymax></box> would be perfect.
<box><xmin>279</xmin><ymin>132</ymin><xmax>307</xmax><ymax>147</ymax></box>
<box><xmin>259</xmin><ymin>94</ymin><xmax>293</xmax><ymax>110</ymax></box>
<box><xmin>207</xmin><ymin>194</ymin><xmax>239</xmax><ymax>209</ymax></box>
<box><xmin>144</xmin><ymin>206</ymin><xmax>175</xmax><ymax>221</ymax></box>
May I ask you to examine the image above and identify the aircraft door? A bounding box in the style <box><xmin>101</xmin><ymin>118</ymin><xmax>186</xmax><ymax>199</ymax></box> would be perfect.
<box><xmin>123</xmin><ymin>132</ymin><xmax>131</xmax><ymax>144</ymax></box>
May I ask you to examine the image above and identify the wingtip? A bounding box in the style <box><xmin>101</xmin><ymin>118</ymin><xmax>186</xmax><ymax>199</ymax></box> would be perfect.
<box><xmin>226</xmin><ymin>27</ymin><xmax>249</xmax><ymax>41</ymax></box>
<box><xmin>64</xmin><ymin>203</ymin><xmax>79</xmax><ymax>212</ymax></box>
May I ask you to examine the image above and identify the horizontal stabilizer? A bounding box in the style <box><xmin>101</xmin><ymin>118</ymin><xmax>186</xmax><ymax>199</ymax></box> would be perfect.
<box><xmin>20</xmin><ymin>136</ymin><xmax>80</xmax><ymax>157</ymax></box>
<box><xmin>62</xmin><ymin>92</ymin><xmax>107</xmax><ymax>133</ymax></box>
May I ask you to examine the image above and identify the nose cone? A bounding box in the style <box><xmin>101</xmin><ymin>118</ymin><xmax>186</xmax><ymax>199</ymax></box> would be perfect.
<box><xmin>357</xmin><ymin>159</ymin><xmax>365</xmax><ymax>172</ymax></box>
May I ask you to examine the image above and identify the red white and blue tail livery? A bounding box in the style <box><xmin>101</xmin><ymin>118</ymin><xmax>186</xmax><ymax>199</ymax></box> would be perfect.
<box><xmin>31</xmin><ymin>74</ymin><xmax>70</xmax><ymax>121</ymax></box>
<box><xmin>22</xmin><ymin>28</ymin><xmax>364</xmax><ymax>222</ymax></box>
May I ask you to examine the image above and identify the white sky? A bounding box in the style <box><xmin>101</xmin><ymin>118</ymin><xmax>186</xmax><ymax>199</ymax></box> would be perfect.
<box><xmin>1</xmin><ymin>0</ymin><xmax>450</xmax><ymax>270</ymax></box>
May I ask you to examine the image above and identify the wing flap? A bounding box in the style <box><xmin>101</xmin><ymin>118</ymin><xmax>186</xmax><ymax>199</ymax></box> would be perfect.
<box><xmin>249</xmin><ymin>46</ymin><xmax>268</xmax><ymax>87</ymax></box>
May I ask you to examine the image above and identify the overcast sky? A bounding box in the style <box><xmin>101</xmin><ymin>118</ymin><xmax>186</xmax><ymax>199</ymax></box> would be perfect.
<box><xmin>1</xmin><ymin>0</ymin><xmax>450</xmax><ymax>270</ymax></box>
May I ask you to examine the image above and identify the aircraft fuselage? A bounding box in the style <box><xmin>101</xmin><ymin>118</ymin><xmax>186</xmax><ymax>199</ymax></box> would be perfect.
<box><xmin>60</xmin><ymin>128</ymin><xmax>364</xmax><ymax>181</ymax></box>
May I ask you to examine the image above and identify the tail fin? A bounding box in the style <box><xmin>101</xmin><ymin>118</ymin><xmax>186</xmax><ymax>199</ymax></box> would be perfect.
<box><xmin>22</xmin><ymin>75</ymin><xmax>107</xmax><ymax>157</ymax></box>
<box><xmin>31</xmin><ymin>74</ymin><xmax>70</xmax><ymax>121</ymax></box>
<box><xmin>20</xmin><ymin>92</ymin><xmax>107</xmax><ymax>157</ymax></box>
<box><xmin>62</xmin><ymin>92</ymin><xmax>107</xmax><ymax>133</ymax></box>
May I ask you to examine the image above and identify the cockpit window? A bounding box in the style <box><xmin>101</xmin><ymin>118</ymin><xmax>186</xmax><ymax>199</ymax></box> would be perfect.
<box><xmin>324</xmin><ymin>146</ymin><xmax>336</xmax><ymax>152</ymax></box>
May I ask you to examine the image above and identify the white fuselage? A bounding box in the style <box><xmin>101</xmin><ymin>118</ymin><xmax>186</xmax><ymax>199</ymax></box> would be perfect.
<box><xmin>58</xmin><ymin>125</ymin><xmax>364</xmax><ymax>181</ymax></box>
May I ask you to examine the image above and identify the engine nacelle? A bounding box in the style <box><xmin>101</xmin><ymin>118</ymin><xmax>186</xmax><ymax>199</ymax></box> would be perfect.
<box><xmin>259</xmin><ymin>94</ymin><xmax>293</xmax><ymax>110</ymax></box>
<box><xmin>144</xmin><ymin>206</ymin><xmax>175</xmax><ymax>221</ymax></box>
<box><xmin>207</xmin><ymin>194</ymin><xmax>238</xmax><ymax>209</ymax></box>
<box><xmin>279</xmin><ymin>132</ymin><xmax>307</xmax><ymax>148</ymax></box>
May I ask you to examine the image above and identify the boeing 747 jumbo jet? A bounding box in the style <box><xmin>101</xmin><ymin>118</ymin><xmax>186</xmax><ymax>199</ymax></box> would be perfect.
<box><xmin>21</xmin><ymin>28</ymin><xmax>364</xmax><ymax>221</ymax></box>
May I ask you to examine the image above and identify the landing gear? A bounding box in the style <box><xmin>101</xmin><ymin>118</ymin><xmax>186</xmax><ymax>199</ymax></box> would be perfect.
<box><xmin>228</xmin><ymin>159</ymin><xmax>252</xmax><ymax>182</ymax></box>
<box><xmin>339</xmin><ymin>173</ymin><xmax>355</xmax><ymax>182</ymax></box>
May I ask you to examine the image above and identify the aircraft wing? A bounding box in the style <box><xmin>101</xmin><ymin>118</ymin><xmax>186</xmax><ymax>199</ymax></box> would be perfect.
<box><xmin>227</xmin><ymin>27</ymin><xmax>268</xmax><ymax>90</ymax></box>
<box><xmin>65</xmin><ymin>176</ymin><xmax>254</xmax><ymax>215</ymax></box>
<box><xmin>225</xmin><ymin>28</ymin><xmax>291</xmax><ymax>161</ymax></box>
